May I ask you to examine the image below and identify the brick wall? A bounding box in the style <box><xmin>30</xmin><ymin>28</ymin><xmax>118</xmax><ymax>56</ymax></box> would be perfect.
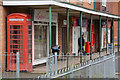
<box><xmin>0</xmin><ymin>3</ymin><xmax>8</xmax><ymax>71</ymax></box>
<box><xmin>94</xmin><ymin>0</ymin><xmax>119</xmax><ymax>45</ymax></box>
<box><xmin>62</xmin><ymin>0</ymin><xmax>94</xmax><ymax>9</ymax></box>
<box><xmin>106</xmin><ymin>2</ymin><xmax>113</xmax><ymax>14</ymax></box>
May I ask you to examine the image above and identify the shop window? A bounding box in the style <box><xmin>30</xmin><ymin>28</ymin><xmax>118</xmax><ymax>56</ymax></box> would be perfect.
<box><xmin>88</xmin><ymin>0</ymin><xmax>91</xmax><ymax>4</ymax></box>
<box><xmin>102</xmin><ymin>0</ymin><xmax>106</xmax><ymax>7</ymax></box>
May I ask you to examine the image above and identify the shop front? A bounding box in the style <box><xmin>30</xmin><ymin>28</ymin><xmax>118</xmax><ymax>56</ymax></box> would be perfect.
<box><xmin>33</xmin><ymin>9</ymin><xmax>58</xmax><ymax>65</ymax></box>
<box><xmin>2</xmin><ymin>0</ymin><xmax>119</xmax><ymax>73</ymax></box>
<box><xmin>72</xmin><ymin>17</ymin><xmax>88</xmax><ymax>56</ymax></box>
<box><xmin>101</xmin><ymin>21</ymin><xmax>111</xmax><ymax>49</ymax></box>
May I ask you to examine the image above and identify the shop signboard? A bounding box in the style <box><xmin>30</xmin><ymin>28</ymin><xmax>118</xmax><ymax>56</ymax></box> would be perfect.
<box><xmin>34</xmin><ymin>9</ymin><xmax>58</xmax><ymax>22</ymax></box>
<box><xmin>107</xmin><ymin>43</ymin><xmax>113</xmax><ymax>54</ymax></box>
<box><xmin>72</xmin><ymin>17</ymin><xmax>88</xmax><ymax>27</ymax></box>
<box><xmin>72</xmin><ymin>17</ymin><xmax>78</xmax><ymax>26</ymax></box>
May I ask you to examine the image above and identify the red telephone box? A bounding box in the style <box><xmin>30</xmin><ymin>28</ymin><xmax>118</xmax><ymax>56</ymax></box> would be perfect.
<box><xmin>7</xmin><ymin>13</ymin><xmax>32</xmax><ymax>71</ymax></box>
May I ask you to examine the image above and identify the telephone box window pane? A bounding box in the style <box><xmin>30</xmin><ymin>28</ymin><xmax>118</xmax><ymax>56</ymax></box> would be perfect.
<box><xmin>13</xmin><ymin>50</ymin><xmax>18</xmax><ymax>53</ymax></box>
<box><xmin>10</xmin><ymin>45</ymin><xmax>13</xmax><ymax>48</ymax></box>
<box><xmin>20</xmin><ymin>60</ymin><xmax>23</xmax><ymax>64</ymax></box>
<box><xmin>11</xmin><ymin>35</ymin><xmax>23</xmax><ymax>39</ymax></box>
<box><xmin>10</xmin><ymin>31</ymin><xmax>20</xmax><ymax>34</ymax></box>
<box><xmin>20</xmin><ymin>50</ymin><xmax>23</xmax><ymax>53</ymax></box>
<box><xmin>28</xmin><ymin>25</ymin><xmax>31</xmax><ymax>30</ymax></box>
<box><xmin>10</xmin><ymin>25</ymin><xmax>12</xmax><ymax>29</ymax></box>
<box><xmin>29</xmin><ymin>35</ymin><xmax>31</xmax><ymax>40</ymax></box>
<box><xmin>13</xmin><ymin>45</ymin><xmax>23</xmax><ymax>49</ymax></box>
<box><xmin>28</xmin><ymin>50</ymin><xmax>31</xmax><ymax>53</ymax></box>
<box><xmin>12</xmin><ymin>40</ymin><xmax>23</xmax><ymax>44</ymax></box>
<box><xmin>10</xmin><ymin>40</ymin><xmax>13</xmax><ymax>44</ymax></box>
<box><xmin>21</xmin><ymin>25</ymin><xmax>23</xmax><ymax>29</ymax></box>
<box><xmin>11</xmin><ymin>25</ymin><xmax>21</xmax><ymax>29</ymax></box>
<box><xmin>10</xmin><ymin>25</ymin><xmax>23</xmax><ymax>29</ymax></box>
<box><xmin>29</xmin><ymin>54</ymin><xmax>31</xmax><ymax>58</ymax></box>
<box><xmin>29</xmin><ymin>59</ymin><xmax>31</xmax><ymax>63</ymax></box>
<box><xmin>28</xmin><ymin>45</ymin><xmax>31</xmax><ymax>49</ymax></box>
<box><xmin>20</xmin><ymin>55</ymin><xmax>23</xmax><ymax>58</ymax></box>
<box><xmin>13</xmin><ymin>40</ymin><xmax>20</xmax><ymax>44</ymax></box>
<box><xmin>29</xmin><ymin>40</ymin><xmax>31</xmax><ymax>44</ymax></box>
<box><xmin>29</xmin><ymin>31</ymin><xmax>31</xmax><ymax>34</ymax></box>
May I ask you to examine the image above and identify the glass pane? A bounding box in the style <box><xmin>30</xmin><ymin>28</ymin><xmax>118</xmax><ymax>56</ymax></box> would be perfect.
<box><xmin>10</xmin><ymin>30</ymin><xmax>22</xmax><ymax>34</ymax></box>
<box><xmin>29</xmin><ymin>31</ymin><xmax>31</xmax><ymax>34</ymax></box>
<box><xmin>12</xmin><ymin>40</ymin><xmax>23</xmax><ymax>44</ymax></box>
<box><xmin>28</xmin><ymin>49</ymin><xmax>31</xmax><ymax>53</ymax></box>
<box><xmin>13</xmin><ymin>50</ymin><xmax>18</xmax><ymax>53</ymax></box>
<box><xmin>29</xmin><ymin>54</ymin><xmax>31</xmax><ymax>58</ymax></box>
<box><xmin>29</xmin><ymin>59</ymin><xmax>31</xmax><ymax>63</ymax></box>
<box><xmin>34</xmin><ymin>25</ymin><xmax>47</xmax><ymax>60</ymax></box>
<box><xmin>13</xmin><ymin>40</ymin><xmax>20</xmax><ymax>44</ymax></box>
<box><xmin>29</xmin><ymin>35</ymin><xmax>31</xmax><ymax>39</ymax></box>
<box><xmin>10</xmin><ymin>25</ymin><xmax>20</xmax><ymax>29</ymax></box>
<box><xmin>29</xmin><ymin>45</ymin><xmax>31</xmax><ymax>49</ymax></box>
<box><xmin>29</xmin><ymin>40</ymin><xmax>31</xmax><ymax>45</ymax></box>
<box><xmin>28</xmin><ymin>25</ymin><xmax>31</xmax><ymax>29</ymax></box>
<box><xmin>10</xmin><ymin>50</ymin><xmax>13</xmax><ymax>53</ymax></box>
<box><xmin>12</xmin><ymin>45</ymin><xmax>23</xmax><ymax>49</ymax></box>
<box><xmin>10</xmin><ymin>45</ymin><xmax>13</xmax><ymax>48</ymax></box>
<box><xmin>10</xmin><ymin>35</ymin><xmax>23</xmax><ymax>39</ymax></box>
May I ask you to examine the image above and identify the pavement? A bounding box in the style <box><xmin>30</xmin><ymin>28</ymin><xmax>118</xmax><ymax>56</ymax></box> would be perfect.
<box><xmin>115</xmin><ymin>51</ymin><xmax>120</xmax><ymax>79</ymax></box>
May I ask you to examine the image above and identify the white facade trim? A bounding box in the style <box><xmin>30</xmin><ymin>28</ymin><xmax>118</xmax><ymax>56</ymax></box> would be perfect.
<box><xmin>3</xmin><ymin>1</ymin><xmax>53</xmax><ymax>6</ymax></box>
<box><xmin>32</xmin><ymin>10</ymin><xmax>58</xmax><ymax>65</ymax></box>
<box><xmin>32</xmin><ymin>21</ymin><xmax>34</xmax><ymax>65</ymax></box>
<box><xmin>3</xmin><ymin>0</ymin><xmax>120</xmax><ymax>19</ymax></box>
<box><xmin>56</xmin><ymin>19</ymin><xmax>58</xmax><ymax>45</ymax></box>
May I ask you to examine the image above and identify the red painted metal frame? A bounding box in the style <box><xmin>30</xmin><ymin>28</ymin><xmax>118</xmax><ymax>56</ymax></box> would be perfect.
<box><xmin>7</xmin><ymin>13</ymin><xmax>32</xmax><ymax>71</ymax></box>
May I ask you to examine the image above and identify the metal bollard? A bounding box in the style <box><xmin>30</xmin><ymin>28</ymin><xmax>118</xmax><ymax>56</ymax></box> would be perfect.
<box><xmin>89</xmin><ymin>60</ymin><xmax>92</xmax><ymax>78</ymax></box>
<box><xmin>52</xmin><ymin>55</ymin><xmax>54</xmax><ymax>76</ymax></box>
<box><xmin>113</xmin><ymin>54</ymin><xmax>115</xmax><ymax>78</ymax></box>
<box><xmin>46</xmin><ymin>57</ymin><xmax>49</xmax><ymax>78</ymax></box>
<box><xmin>16</xmin><ymin>52</ymin><xmax>20</xmax><ymax>79</ymax></box>
<box><xmin>55</xmin><ymin>52</ymin><xmax>57</xmax><ymax>75</ymax></box>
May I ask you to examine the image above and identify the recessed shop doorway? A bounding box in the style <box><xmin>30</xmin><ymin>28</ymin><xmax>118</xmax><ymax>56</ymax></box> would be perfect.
<box><xmin>52</xmin><ymin>26</ymin><xmax>56</xmax><ymax>47</ymax></box>
<box><xmin>33</xmin><ymin>24</ymin><xmax>57</xmax><ymax>65</ymax></box>
<box><xmin>62</xmin><ymin>27</ymin><xmax>67</xmax><ymax>55</ymax></box>
<box><xmin>34</xmin><ymin>25</ymin><xmax>47</xmax><ymax>60</ymax></box>
<box><xmin>34</xmin><ymin>25</ymin><xmax>48</xmax><ymax>65</ymax></box>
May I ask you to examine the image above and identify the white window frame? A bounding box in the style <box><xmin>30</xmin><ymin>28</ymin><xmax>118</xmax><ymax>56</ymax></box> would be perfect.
<box><xmin>102</xmin><ymin>0</ymin><xmax>106</xmax><ymax>7</ymax></box>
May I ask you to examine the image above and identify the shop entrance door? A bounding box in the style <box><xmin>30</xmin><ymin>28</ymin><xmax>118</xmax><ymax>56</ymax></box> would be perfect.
<box><xmin>52</xmin><ymin>26</ymin><xmax>56</xmax><ymax>47</ymax></box>
<box><xmin>34</xmin><ymin>25</ymin><xmax>47</xmax><ymax>64</ymax></box>
<box><xmin>73</xmin><ymin>27</ymin><xmax>80</xmax><ymax>56</ymax></box>
<box><xmin>62</xmin><ymin>27</ymin><xmax>67</xmax><ymax>55</ymax></box>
